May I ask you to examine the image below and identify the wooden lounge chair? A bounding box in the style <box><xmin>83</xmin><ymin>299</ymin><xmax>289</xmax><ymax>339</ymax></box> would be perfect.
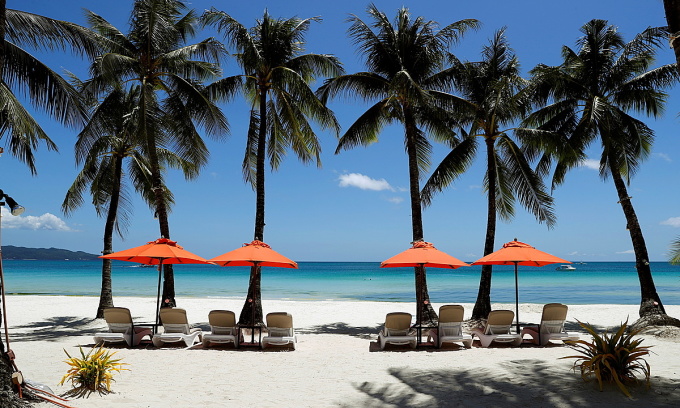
<box><xmin>93</xmin><ymin>307</ymin><xmax>152</xmax><ymax>347</ymax></box>
<box><xmin>152</xmin><ymin>308</ymin><xmax>202</xmax><ymax>348</ymax></box>
<box><xmin>521</xmin><ymin>303</ymin><xmax>580</xmax><ymax>346</ymax></box>
<box><xmin>202</xmin><ymin>310</ymin><xmax>239</xmax><ymax>348</ymax></box>
<box><xmin>378</xmin><ymin>312</ymin><xmax>417</xmax><ymax>350</ymax></box>
<box><xmin>428</xmin><ymin>305</ymin><xmax>472</xmax><ymax>348</ymax></box>
<box><xmin>262</xmin><ymin>312</ymin><xmax>297</xmax><ymax>350</ymax></box>
<box><xmin>470</xmin><ymin>310</ymin><xmax>522</xmax><ymax>347</ymax></box>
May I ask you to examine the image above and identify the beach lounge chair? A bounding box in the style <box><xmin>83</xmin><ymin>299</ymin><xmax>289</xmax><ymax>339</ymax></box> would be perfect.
<box><xmin>202</xmin><ymin>310</ymin><xmax>239</xmax><ymax>348</ymax></box>
<box><xmin>521</xmin><ymin>303</ymin><xmax>580</xmax><ymax>346</ymax></box>
<box><xmin>261</xmin><ymin>312</ymin><xmax>297</xmax><ymax>350</ymax></box>
<box><xmin>378</xmin><ymin>312</ymin><xmax>417</xmax><ymax>350</ymax></box>
<box><xmin>428</xmin><ymin>305</ymin><xmax>473</xmax><ymax>348</ymax></box>
<box><xmin>470</xmin><ymin>310</ymin><xmax>522</xmax><ymax>348</ymax></box>
<box><xmin>152</xmin><ymin>308</ymin><xmax>202</xmax><ymax>348</ymax></box>
<box><xmin>93</xmin><ymin>307</ymin><xmax>152</xmax><ymax>347</ymax></box>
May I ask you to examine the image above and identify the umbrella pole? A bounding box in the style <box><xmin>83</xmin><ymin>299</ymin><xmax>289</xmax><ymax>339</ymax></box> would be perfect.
<box><xmin>155</xmin><ymin>260</ymin><xmax>163</xmax><ymax>334</ymax></box>
<box><xmin>514</xmin><ymin>262</ymin><xmax>520</xmax><ymax>334</ymax></box>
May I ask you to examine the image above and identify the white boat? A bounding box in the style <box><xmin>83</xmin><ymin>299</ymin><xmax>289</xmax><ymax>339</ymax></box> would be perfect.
<box><xmin>555</xmin><ymin>264</ymin><xmax>576</xmax><ymax>271</ymax></box>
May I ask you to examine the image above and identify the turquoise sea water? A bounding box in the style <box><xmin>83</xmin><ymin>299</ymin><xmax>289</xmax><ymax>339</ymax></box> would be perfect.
<box><xmin>1</xmin><ymin>260</ymin><xmax>679</xmax><ymax>305</ymax></box>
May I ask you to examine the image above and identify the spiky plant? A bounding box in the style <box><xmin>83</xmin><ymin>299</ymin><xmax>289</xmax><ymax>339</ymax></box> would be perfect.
<box><xmin>563</xmin><ymin>320</ymin><xmax>651</xmax><ymax>397</ymax></box>
<box><xmin>59</xmin><ymin>346</ymin><xmax>128</xmax><ymax>396</ymax></box>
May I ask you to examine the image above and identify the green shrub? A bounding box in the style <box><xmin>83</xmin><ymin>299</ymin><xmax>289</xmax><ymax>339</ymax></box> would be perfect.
<box><xmin>562</xmin><ymin>319</ymin><xmax>651</xmax><ymax>397</ymax></box>
<box><xmin>59</xmin><ymin>346</ymin><xmax>128</xmax><ymax>395</ymax></box>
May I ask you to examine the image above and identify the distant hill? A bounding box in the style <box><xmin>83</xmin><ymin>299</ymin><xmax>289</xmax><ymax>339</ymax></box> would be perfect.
<box><xmin>1</xmin><ymin>245</ymin><xmax>99</xmax><ymax>260</ymax></box>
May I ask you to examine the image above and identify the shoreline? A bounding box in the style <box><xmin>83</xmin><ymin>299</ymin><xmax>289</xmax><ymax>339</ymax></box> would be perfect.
<box><xmin>7</xmin><ymin>296</ymin><xmax>680</xmax><ymax>407</ymax></box>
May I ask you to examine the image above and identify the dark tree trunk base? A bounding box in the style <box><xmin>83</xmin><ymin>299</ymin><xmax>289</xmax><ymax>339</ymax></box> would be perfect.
<box><xmin>630</xmin><ymin>313</ymin><xmax>680</xmax><ymax>332</ymax></box>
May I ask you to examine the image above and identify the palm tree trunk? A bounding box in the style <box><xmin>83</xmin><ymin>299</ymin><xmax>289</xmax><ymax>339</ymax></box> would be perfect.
<box><xmin>96</xmin><ymin>155</ymin><xmax>124</xmax><ymax>318</ymax></box>
<box><xmin>472</xmin><ymin>137</ymin><xmax>497</xmax><ymax>320</ymax></box>
<box><xmin>140</xmin><ymin>85</ymin><xmax>175</xmax><ymax>307</ymax></box>
<box><xmin>403</xmin><ymin>108</ymin><xmax>436</xmax><ymax>325</ymax></box>
<box><xmin>664</xmin><ymin>0</ymin><xmax>680</xmax><ymax>73</ymax></box>
<box><xmin>609</xmin><ymin>164</ymin><xmax>666</xmax><ymax>317</ymax></box>
<box><xmin>239</xmin><ymin>88</ymin><xmax>268</xmax><ymax>326</ymax></box>
<box><xmin>0</xmin><ymin>3</ymin><xmax>30</xmax><ymax>405</ymax></box>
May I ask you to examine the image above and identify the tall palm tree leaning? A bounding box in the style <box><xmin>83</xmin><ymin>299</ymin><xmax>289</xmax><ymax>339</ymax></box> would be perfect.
<box><xmin>318</xmin><ymin>5</ymin><xmax>479</xmax><ymax>325</ymax></box>
<box><xmin>523</xmin><ymin>20</ymin><xmax>680</xmax><ymax>328</ymax></box>
<box><xmin>1</xmin><ymin>3</ymin><xmax>97</xmax><ymax>406</ymax></box>
<box><xmin>62</xmin><ymin>87</ymin><xmax>196</xmax><ymax>318</ymax></box>
<box><xmin>203</xmin><ymin>9</ymin><xmax>342</xmax><ymax>326</ymax></box>
<box><xmin>82</xmin><ymin>0</ymin><xmax>229</xmax><ymax>307</ymax></box>
<box><xmin>421</xmin><ymin>29</ymin><xmax>556</xmax><ymax>321</ymax></box>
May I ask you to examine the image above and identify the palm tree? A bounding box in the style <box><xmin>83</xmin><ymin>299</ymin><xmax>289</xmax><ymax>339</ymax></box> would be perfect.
<box><xmin>421</xmin><ymin>29</ymin><xmax>556</xmax><ymax>321</ymax></box>
<box><xmin>1</xmin><ymin>3</ymin><xmax>97</xmax><ymax>172</ymax></box>
<box><xmin>203</xmin><ymin>9</ymin><xmax>342</xmax><ymax>325</ymax></box>
<box><xmin>0</xmin><ymin>4</ymin><xmax>99</xmax><ymax>405</ymax></box>
<box><xmin>62</xmin><ymin>87</ymin><xmax>195</xmax><ymax>318</ymax></box>
<box><xmin>317</xmin><ymin>5</ymin><xmax>478</xmax><ymax>325</ymax></box>
<box><xmin>81</xmin><ymin>0</ymin><xmax>229</xmax><ymax>306</ymax></box>
<box><xmin>523</xmin><ymin>20</ymin><xmax>680</xmax><ymax>326</ymax></box>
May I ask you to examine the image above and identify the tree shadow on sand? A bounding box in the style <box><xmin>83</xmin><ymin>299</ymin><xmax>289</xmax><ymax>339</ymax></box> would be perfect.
<box><xmin>341</xmin><ymin>359</ymin><xmax>679</xmax><ymax>407</ymax></box>
<box><xmin>299</xmin><ymin>322</ymin><xmax>381</xmax><ymax>339</ymax></box>
<box><xmin>11</xmin><ymin>316</ymin><xmax>97</xmax><ymax>342</ymax></box>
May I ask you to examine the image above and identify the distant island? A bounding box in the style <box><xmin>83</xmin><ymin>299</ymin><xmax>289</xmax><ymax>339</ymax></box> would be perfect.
<box><xmin>1</xmin><ymin>245</ymin><xmax>99</xmax><ymax>260</ymax></box>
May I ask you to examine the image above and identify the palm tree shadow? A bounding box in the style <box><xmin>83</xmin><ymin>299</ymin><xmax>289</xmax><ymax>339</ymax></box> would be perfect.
<box><xmin>299</xmin><ymin>322</ymin><xmax>381</xmax><ymax>340</ymax></box>
<box><xmin>342</xmin><ymin>359</ymin><xmax>679</xmax><ymax>407</ymax></box>
<box><xmin>11</xmin><ymin>316</ymin><xmax>97</xmax><ymax>342</ymax></box>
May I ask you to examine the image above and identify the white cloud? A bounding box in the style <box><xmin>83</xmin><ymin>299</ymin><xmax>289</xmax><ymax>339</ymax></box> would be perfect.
<box><xmin>1</xmin><ymin>208</ymin><xmax>73</xmax><ymax>231</ymax></box>
<box><xmin>580</xmin><ymin>159</ymin><xmax>600</xmax><ymax>170</ymax></box>
<box><xmin>568</xmin><ymin>251</ymin><xmax>579</xmax><ymax>256</ymax></box>
<box><xmin>616</xmin><ymin>249</ymin><xmax>635</xmax><ymax>254</ymax></box>
<box><xmin>653</xmin><ymin>152</ymin><xmax>672</xmax><ymax>162</ymax></box>
<box><xmin>387</xmin><ymin>197</ymin><xmax>404</xmax><ymax>204</ymax></box>
<box><xmin>661</xmin><ymin>217</ymin><xmax>680</xmax><ymax>227</ymax></box>
<box><xmin>338</xmin><ymin>173</ymin><xmax>393</xmax><ymax>191</ymax></box>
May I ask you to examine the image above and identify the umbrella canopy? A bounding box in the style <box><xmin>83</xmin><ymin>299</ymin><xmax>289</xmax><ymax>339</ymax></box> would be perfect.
<box><xmin>381</xmin><ymin>241</ymin><xmax>469</xmax><ymax>269</ymax></box>
<box><xmin>101</xmin><ymin>238</ymin><xmax>211</xmax><ymax>331</ymax></box>
<box><xmin>472</xmin><ymin>239</ymin><xmax>569</xmax><ymax>333</ymax></box>
<box><xmin>101</xmin><ymin>237</ymin><xmax>210</xmax><ymax>265</ymax></box>
<box><xmin>209</xmin><ymin>240</ymin><xmax>298</xmax><ymax>268</ymax></box>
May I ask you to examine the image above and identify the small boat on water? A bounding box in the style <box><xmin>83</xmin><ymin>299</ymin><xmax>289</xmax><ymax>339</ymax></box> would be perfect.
<box><xmin>555</xmin><ymin>264</ymin><xmax>576</xmax><ymax>271</ymax></box>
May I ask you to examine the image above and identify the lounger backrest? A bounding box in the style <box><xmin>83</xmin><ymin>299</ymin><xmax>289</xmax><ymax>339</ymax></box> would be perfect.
<box><xmin>266</xmin><ymin>312</ymin><xmax>294</xmax><ymax>337</ymax></box>
<box><xmin>384</xmin><ymin>312</ymin><xmax>412</xmax><ymax>336</ymax></box>
<box><xmin>439</xmin><ymin>305</ymin><xmax>464</xmax><ymax>323</ymax></box>
<box><xmin>103</xmin><ymin>308</ymin><xmax>133</xmax><ymax>333</ymax></box>
<box><xmin>104</xmin><ymin>307</ymin><xmax>133</xmax><ymax>324</ymax></box>
<box><xmin>485</xmin><ymin>310</ymin><xmax>514</xmax><ymax>335</ymax></box>
<box><xmin>541</xmin><ymin>303</ymin><xmax>568</xmax><ymax>334</ymax></box>
<box><xmin>160</xmin><ymin>308</ymin><xmax>191</xmax><ymax>334</ymax></box>
<box><xmin>209</xmin><ymin>310</ymin><xmax>237</xmax><ymax>335</ymax></box>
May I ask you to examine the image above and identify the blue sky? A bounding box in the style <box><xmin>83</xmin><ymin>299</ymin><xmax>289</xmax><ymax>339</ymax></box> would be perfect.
<box><xmin>2</xmin><ymin>0</ymin><xmax>679</xmax><ymax>262</ymax></box>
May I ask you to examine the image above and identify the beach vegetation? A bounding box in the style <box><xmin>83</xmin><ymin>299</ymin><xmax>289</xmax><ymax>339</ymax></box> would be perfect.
<box><xmin>317</xmin><ymin>5</ymin><xmax>478</xmax><ymax>325</ymax></box>
<box><xmin>202</xmin><ymin>9</ymin><xmax>342</xmax><ymax>325</ymax></box>
<box><xmin>60</xmin><ymin>345</ymin><xmax>128</xmax><ymax>396</ymax></box>
<box><xmin>79</xmin><ymin>0</ymin><xmax>230</xmax><ymax>307</ymax></box>
<box><xmin>563</xmin><ymin>320</ymin><xmax>651</xmax><ymax>397</ymax></box>
<box><xmin>522</xmin><ymin>19</ymin><xmax>680</xmax><ymax>325</ymax></box>
<box><xmin>420</xmin><ymin>29</ymin><xmax>556</xmax><ymax>320</ymax></box>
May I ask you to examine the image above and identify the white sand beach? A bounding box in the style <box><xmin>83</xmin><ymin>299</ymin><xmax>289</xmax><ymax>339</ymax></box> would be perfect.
<box><xmin>6</xmin><ymin>295</ymin><xmax>679</xmax><ymax>407</ymax></box>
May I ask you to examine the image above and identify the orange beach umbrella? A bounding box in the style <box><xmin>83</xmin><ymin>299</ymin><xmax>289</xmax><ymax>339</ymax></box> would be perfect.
<box><xmin>209</xmin><ymin>240</ymin><xmax>298</xmax><ymax>268</ymax></box>
<box><xmin>381</xmin><ymin>241</ymin><xmax>469</xmax><ymax>269</ymax></box>
<box><xmin>381</xmin><ymin>241</ymin><xmax>469</xmax><ymax>326</ymax></box>
<box><xmin>101</xmin><ymin>238</ymin><xmax>211</xmax><ymax>329</ymax></box>
<box><xmin>472</xmin><ymin>239</ymin><xmax>569</xmax><ymax>333</ymax></box>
